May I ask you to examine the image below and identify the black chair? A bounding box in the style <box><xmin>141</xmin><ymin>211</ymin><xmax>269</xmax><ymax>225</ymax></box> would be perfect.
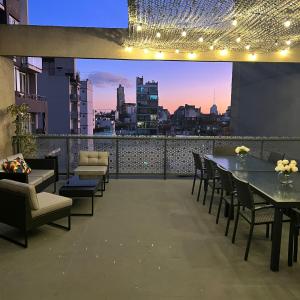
<box><xmin>231</xmin><ymin>175</ymin><xmax>276</xmax><ymax>261</ymax></box>
<box><xmin>268</xmin><ymin>152</ymin><xmax>285</xmax><ymax>164</ymax></box>
<box><xmin>191</xmin><ymin>152</ymin><xmax>207</xmax><ymax>202</ymax></box>
<box><xmin>288</xmin><ymin>209</ymin><xmax>300</xmax><ymax>266</ymax></box>
<box><xmin>213</xmin><ymin>146</ymin><xmax>236</xmax><ymax>156</ymax></box>
<box><xmin>203</xmin><ymin>157</ymin><xmax>221</xmax><ymax>212</ymax></box>
<box><xmin>216</xmin><ymin>165</ymin><xmax>238</xmax><ymax>236</ymax></box>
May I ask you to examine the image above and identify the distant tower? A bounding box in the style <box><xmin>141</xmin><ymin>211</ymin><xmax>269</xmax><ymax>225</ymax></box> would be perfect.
<box><xmin>117</xmin><ymin>84</ymin><xmax>125</xmax><ymax>113</ymax></box>
<box><xmin>210</xmin><ymin>89</ymin><xmax>218</xmax><ymax>115</ymax></box>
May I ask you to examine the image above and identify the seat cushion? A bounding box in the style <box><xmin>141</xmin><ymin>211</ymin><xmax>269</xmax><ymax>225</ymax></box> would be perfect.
<box><xmin>0</xmin><ymin>179</ymin><xmax>39</xmax><ymax>210</ymax></box>
<box><xmin>28</xmin><ymin>175</ymin><xmax>43</xmax><ymax>187</ymax></box>
<box><xmin>74</xmin><ymin>165</ymin><xmax>107</xmax><ymax>176</ymax></box>
<box><xmin>7</xmin><ymin>153</ymin><xmax>24</xmax><ymax>161</ymax></box>
<box><xmin>79</xmin><ymin>151</ymin><xmax>109</xmax><ymax>166</ymax></box>
<box><xmin>30</xmin><ymin>169</ymin><xmax>55</xmax><ymax>181</ymax></box>
<box><xmin>32</xmin><ymin>192</ymin><xmax>72</xmax><ymax>218</ymax></box>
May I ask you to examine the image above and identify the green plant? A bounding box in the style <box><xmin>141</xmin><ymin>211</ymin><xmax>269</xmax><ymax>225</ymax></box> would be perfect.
<box><xmin>7</xmin><ymin>103</ymin><xmax>37</xmax><ymax>158</ymax></box>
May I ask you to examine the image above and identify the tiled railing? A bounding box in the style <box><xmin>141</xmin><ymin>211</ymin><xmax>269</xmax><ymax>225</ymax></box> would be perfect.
<box><xmin>32</xmin><ymin>135</ymin><xmax>300</xmax><ymax>178</ymax></box>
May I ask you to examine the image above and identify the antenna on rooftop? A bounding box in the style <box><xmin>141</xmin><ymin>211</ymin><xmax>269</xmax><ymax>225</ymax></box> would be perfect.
<box><xmin>213</xmin><ymin>89</ymin><xmax>216</xmax><ymax>105</ymax></box>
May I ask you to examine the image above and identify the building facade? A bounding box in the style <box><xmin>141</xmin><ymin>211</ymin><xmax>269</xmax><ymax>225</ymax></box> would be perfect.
<box><xmin>38</xmin><ymin>58</ymin><xmax>81</xmax><ymax>134</ymax></box>
<box><xmin>136</xmin><ymin>76</ymin><xmax>159</xmax><ymax>135</ymax></box>
<box><xmin>80</xmin><ymin>79</ymin><xmax>94</xmax><ymax>135</ymax></box>
<box><xmin>117</xmin><ymin>84</ymin><xmax>125</xmax><ymax>114</ymax></box>
<box><xmin>0</xmin><ymin>0</ymin><xmax>48</xmax><ymax>133</ymax></box>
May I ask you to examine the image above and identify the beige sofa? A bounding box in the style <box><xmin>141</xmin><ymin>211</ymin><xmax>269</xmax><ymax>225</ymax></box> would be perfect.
<box><xmin>0</xmin><ymin>153</ymin><xmax>57</xmax><ymax>193</ymax></box>
<box><xmin>0</xmin><ymin>179</ymin><xmax>72</xmax><ymax>248</ymax></box>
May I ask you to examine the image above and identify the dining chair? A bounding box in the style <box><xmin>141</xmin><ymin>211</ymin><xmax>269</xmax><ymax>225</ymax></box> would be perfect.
<box><xmin>288</xmin><ymin>209</ymin><xmax>300</xmax><ymax>266</ymax></box>
<box><xmin>191</xmin><ymin>152</ymin><xmax>206</xmax><ymax>202</ymax></box>
<box><xmin>203</xmin><ymin>157</ymin><xmax>221</xmax><ymax>211</ymax></box>
<box><xmin>231</xmin><ymin>175</ymin><xmax>276</xmax><ymax>261</ymax></box>
<box><xmin>216</xmin><ymin>165</ymin><xmax>238</xmax><ymax>236</ymax></box>
<box><xmin>268</xmin><ymin>152</ymin><xmax>285</xmax><ymax>164</ymax></box>
<box><xmin>213</xmin><ymin>146</ymin><xmax>236</xmax><ymax>156</ymax></box>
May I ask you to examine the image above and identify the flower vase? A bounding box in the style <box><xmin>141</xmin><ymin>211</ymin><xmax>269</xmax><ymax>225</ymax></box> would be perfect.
<box><xmin>278</xmin><ymin>172</ymin><xmax>293</xmax><ymax>184</ymax></box>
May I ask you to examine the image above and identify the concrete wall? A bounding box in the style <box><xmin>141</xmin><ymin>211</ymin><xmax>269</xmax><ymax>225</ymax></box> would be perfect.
<box><xmin>230</xmin><ymin>63</ymin><xmax>300</xmax><ymax>136</ymax></box>
<box><xmin>0</xmin><ymin>56</ymin><xmax>15</xmax><ymax>156</ymax></box>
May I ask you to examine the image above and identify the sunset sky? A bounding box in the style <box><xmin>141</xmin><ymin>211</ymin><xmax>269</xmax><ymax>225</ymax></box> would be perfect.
<box><xmin>28</xmin><ymin>0</ymin><xmax>232</xmax><ymax>114</ymax></box>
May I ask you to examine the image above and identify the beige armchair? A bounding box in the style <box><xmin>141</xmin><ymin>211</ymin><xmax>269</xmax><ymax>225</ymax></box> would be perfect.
<box><xmin>74</xmin><ymin>151</ymin><xmax>109</xmax><ymax>190</ymax></box>
<box><xmin>0</xmin><ymin>179</ymin><xmax>72</xmax><ymax>248</ymax></box>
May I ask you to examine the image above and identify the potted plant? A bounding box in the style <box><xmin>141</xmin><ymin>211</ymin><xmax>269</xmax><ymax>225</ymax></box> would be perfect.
<box><xmin>7</xmin><ymin>103</ymin><xmax>37</xmax><ymax>158</ymax></box>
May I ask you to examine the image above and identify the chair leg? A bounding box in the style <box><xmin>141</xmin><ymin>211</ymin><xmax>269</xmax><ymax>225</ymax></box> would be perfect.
<box><xmin>244</xmin><ymin>223</ymin><xmax>254</xmax><ymax>261</ymax></box>
<box><xmin>191</xmin><ymin>172</ymin><xmax>196</xmax><ymax>195</ymax></box>
<box><xmin>288</xmin><ymin>221</ymin><xmax>294</xmax><ymax>266</ymax></box>
<box><xmin>294</xmin><ymin>228</ymin><xmax>299</xmax><ymax>263</ymax></box>
<box><xmin>202</xmin><ymin>180</ymin><xmax>208</xmax><ymax>205</ymax></box>
<box><xmin>232</xmin><ymin>205</ymin><xmax>240</xmax><ymax>244</ymax></box>
<box><xmin>225</xmin><ymin>204</ymin><xmax>234</xmax><ymax>237</ymax></box>
<box><xmin>266</xmin><ymin>223</ymin><xmax>270</xmax><ymax>239</ymax></box>
<box><xmin>53</xmin><ymin>181</ymin><xmax>57</xmax><ymax>193</ymax></box>
<box><xmin>216</xmin><ymin>189</ymin><xmax>223</xmax><ymax>224</ymax></box>
<box><xmin>208</xmin><ymin>180</ymin><xmax>215</xmax><ymax>214</ymax></box>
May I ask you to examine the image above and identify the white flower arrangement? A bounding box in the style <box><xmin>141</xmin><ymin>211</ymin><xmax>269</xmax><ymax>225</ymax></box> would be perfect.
<box><xmin>275</xmin><ymin>159</ymin><xmax>298</xmax><ymax>174</ymax></box>
<box><xmin>235</xmin><ymin>146</ymin><xmax>250</xmax><ymax>155</ymax></box>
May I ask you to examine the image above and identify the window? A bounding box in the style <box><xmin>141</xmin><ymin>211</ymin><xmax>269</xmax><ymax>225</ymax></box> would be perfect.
<box><xmin>149</xmin><ymin>95</ymin><xmax>158</xmax><ymax>101</ymax></box>
<box><xmin>19</xmin><ymin>72</ymin><xmax>26</xmax><ymax>93</ymax></box>
<box><xmin>8</xmin><ymin>15</ymin><xmax>20</xmax><ymax>25</ymax></box>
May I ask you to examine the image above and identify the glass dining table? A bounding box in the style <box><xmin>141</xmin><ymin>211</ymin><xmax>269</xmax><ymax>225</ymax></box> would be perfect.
<box><xmin>206</xmin><ymin>154</ymin><xmax>300</xmax><ymax>272</ymax></box>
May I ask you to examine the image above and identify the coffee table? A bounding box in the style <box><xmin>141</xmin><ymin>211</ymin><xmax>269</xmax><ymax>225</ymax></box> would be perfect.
<box><xmin>59</xmin><ymin>176</ymin><xmax>102</xmax><ymax>216</ymax></box>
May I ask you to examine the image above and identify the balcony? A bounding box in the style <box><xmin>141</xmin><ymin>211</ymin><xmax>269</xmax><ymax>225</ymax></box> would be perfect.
<box><xmin>21</xmin><ymin>57</ymin><xmax>43</xmax><ymax>73</ymax></box>
<box><xmin>15</xmin><ymin>92</ymin><xmax>47</xmax><ymax>114</ymax></box>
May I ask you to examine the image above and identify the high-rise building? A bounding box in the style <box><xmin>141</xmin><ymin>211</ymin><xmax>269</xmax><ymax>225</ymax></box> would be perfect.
<box><xmin>80</xmin><ymin>79</ymin><xmax>94</xmax><ymax>135</ymax></box>
<box><xmin>210</xmin><ymin>104</ymin><xmax>218</xmax><ymax>115</ymax></box>
<box><xmin>0</xmin><ymin>0</ymin><xmax>48</xmax><ymax>133</ymax></box>
<box><xmin>38</xmin><ymin>58</ymin><xmax>81</xmax><ymax>134</ymax></box>
<box><xmin>117</xmin><ymin>84</ymin><xmax>125</xmax><ymax>113</ymax></box>
<box><xmin>136</xmin><ymin>76</ymin><xmax>159</xmax><ymax>135</ymax></box>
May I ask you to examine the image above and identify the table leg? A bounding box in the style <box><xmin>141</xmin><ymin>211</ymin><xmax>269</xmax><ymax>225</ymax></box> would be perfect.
<box><xmin>270</xmin><ymin>207</ymin><xmax>283</xmax><ymax>272</ymax></box>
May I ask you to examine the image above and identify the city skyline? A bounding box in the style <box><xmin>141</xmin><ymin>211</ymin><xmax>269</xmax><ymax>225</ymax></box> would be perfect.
<box><xmin>29</xmin><ymin>0</ymin><xmax>232</xmax><ymax>114</ymax></box>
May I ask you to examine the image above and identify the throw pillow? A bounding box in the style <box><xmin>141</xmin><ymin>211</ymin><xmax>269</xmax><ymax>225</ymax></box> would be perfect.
<box><xmin>2</xmin><ymin>157</ymin><xmax>31</xmax><ymax>174</ymax></box>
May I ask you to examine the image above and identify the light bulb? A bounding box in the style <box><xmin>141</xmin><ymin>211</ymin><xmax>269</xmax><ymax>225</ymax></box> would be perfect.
<box><xmin>236</xmin><ymin>37</ymin><xmax>241</xmax><ymax>43</ymax></box>
<box><xmin>199</xmin><ymin>37</ymin><xmax>204</xmax><ymax>43</ymax></box>
<box><xmin>175</xmin><ymin>49</ymin><xmax>180</xmax><ymax>54</ymax></box>
<box><xmin>249</xmin><ymin>53</ymin><xmax>257</xmax><ymax>61</ymax></box>
<box><xmin>155</xmin><ymin>51</ymin><xmax>164</xmax><ymax>59</ymax></box>
<box><xmin>125</xmin><ymin>46</ymin><xmax>133</xmax><ymax>52</ymax></box>
<box><xmin>232</xmin><ymin>19</ymin><xmax>238</xmax><ymax>26</ymax></box>
<box><xmin>279</xmin><ymin>49</ymin><xmax>289</xmax><ymax>56</ymax></box>
<box><xmin>286</xmin><ymin>40</ymin><xmax>291</xmax><ymax>46</ymax></box>
<box><xmin>245</xmin><ymin>45</ymin><xmax>251</xmax><ymax>50</ymax></box>
<box><xmin>188</xmin><ymin>52</ymin><xmax>196</xmax><ymax>59</ymax></box>
<box><xmin>143</xmin><ymin>48</ymin><xmax>149</xmax><ymax>54</ymax></box>
<box><xmin>284</xmin><ymin>20</ymin><xmax>291</xmax><ymax>28</ymax></box>
<box><xmin>136</xmin><ymin>24</ymin><xmax>142</xmax><ymax>31</ymax></box>
<box><xmin>209</xmin><ymin>45</ymin><xmax>214</xmax><ymax>50</ymax></box>
<box><xmin>181</xmin><ymin>31</ymin><xmax>187</xmax><ymax>37</ymax></box>
<box><xmin>156</xmin><ymin>32</ymin><xmax>161</xmax><ymax>38</ymax></box>
<box><xmin>220</xmin><ymin>49</ymin><xmax>228</xmax><ymax>56</ymax></box>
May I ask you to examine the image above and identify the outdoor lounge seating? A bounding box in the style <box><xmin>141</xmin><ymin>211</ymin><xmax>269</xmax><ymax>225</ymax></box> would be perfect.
<box><xmin>0</xmin><ymin>179</ymin><xmax>72</xmax><ymax>248</ymax></box>
<box><xmin>74</xmin><ymin>151</ymin><xmax>109</xmax><ymax>190</ymax></box>
<box><xmin>0</xmin><ymin>153</ymin><xmax>58</xmax><ymax>193</ymax></box>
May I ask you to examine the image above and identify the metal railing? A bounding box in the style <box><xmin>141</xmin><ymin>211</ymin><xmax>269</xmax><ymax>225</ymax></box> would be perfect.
<box><xmin>32</xmin><ymin>135</ymin><xmax>300</xmax><ymax>178</ymax></box>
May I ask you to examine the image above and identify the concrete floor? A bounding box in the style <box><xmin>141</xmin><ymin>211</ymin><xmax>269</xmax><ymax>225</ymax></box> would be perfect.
<box><xmin>1</xmin><ymin>179</ymin><xmax>300</xmax><ymax>300</ymax></box>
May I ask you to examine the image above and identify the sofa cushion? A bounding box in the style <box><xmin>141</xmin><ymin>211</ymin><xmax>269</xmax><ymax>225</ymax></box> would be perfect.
<box><xmin>7</xmin><ymin>153</ymin><xmax>24</xmax><ymax>161</ymax></box>
<box><xmin>0</xmin><ymin>179</ymin><xmax>39</xmax><ymax>210</ymax></box>
<box><xmin>28</xmin><ymin>175</ymin><xmax>43</xmax><ymax>187</ymax></box>
<box><xmin>2</xmin><ymin>158</ymin><xmax>32</xmax><ymax>174</ymax></box>
<box><xmin>79</xmin><ymin>151</ymin><xmax>109</xmax><ymax>166</ymax></box>
<box><xmin>0</xmin><ymin>159</ymin><xmax>7</xmax><ymax>172</ymax></box>
<box><xmin>30</xmin><ymin>169</ymin><xmax>54</xmax><ymax>181</ymax></box>
<box><xmin>74</xmin><ymin>165</ymin><xmax>107</xmax><ymax>176</ymax></box>
<box><xmin>32</xmin><ymin>192</ymin><xmax>72</xmax><ymax>218</ymax></box>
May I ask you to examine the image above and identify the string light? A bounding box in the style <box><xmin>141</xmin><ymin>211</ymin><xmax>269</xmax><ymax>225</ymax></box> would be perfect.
<box><xmin>136</xmin><ymin>24</ymin><xmax>142</xmax><ymax>31</ymax></box>
<box><xmin>284</xmin><ymin>20</ymin><xmax>291</xmax><ymax>28</ymax></box>
<box><xmin>199</xmin><ymin>37</ymin><xmax>204</xmax><ymax>43</ymax></box>
<box><xmin>232</xmin><ymin>18</ymin><xmax>238</xmax><ymax>26</ymax></box>
<box><xmin>286</xmin><ymin>40</ymin><xmax>291</xmax><ymax>46</ymax></box>
<box><xmin>188</xmin><ymin>52</ymin><xmax>197</xmax><ymax>59</ymax></box>
<box><xmin>175</xmin><ymin>49</ymin><xmax>180</xmax><ymax>54</ymax></box>
<box><xmin>245</xmin><ymin>45</ymin><xmax>251</xmax><ymax>50</ymax></box>
<box><xmin>236</xmin><ymin>37</ymin><xmax>241</xmax><ymax>43</ymax></box>
<box><xmin>209</xmin><ymin>45</ymin><xmax>214</xmax><ymax>50</ymax></box>
<box><xmin>125</xmin><ymin>46</ymin><xmax>133</xmax><ymax>52</ymax></box>
<box><xmin>143</xmin><ymin>48</ymin><xmax>149</xmax><ymax>54</ymax></box>
<box><xmin>155</xmin><ymin>51</ymin><xmax>164</xmax><ymax>59</ymax></box>
<box><xmin>181</xmin><ymin>30</ymin><xmax>187</xmax><ymax>37</ymax></box>
<box><xmin>220</xmin><ymin>49</ymin><xmax>228</xmax><ymax>56</ymax></box>
<box><xmin>279</xmin><ymin>49</ymin><xmax>289</xmax><ymax>56</ymax></box>
<box><xmin>249</xmin><ymin>53</ymin><xmax>257</xmax><ymax>61</ymax></box>
<box><xmin>156</xmin><ymin>32</ymin><xmax>161</xmax><ymax>38</ymax></box>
